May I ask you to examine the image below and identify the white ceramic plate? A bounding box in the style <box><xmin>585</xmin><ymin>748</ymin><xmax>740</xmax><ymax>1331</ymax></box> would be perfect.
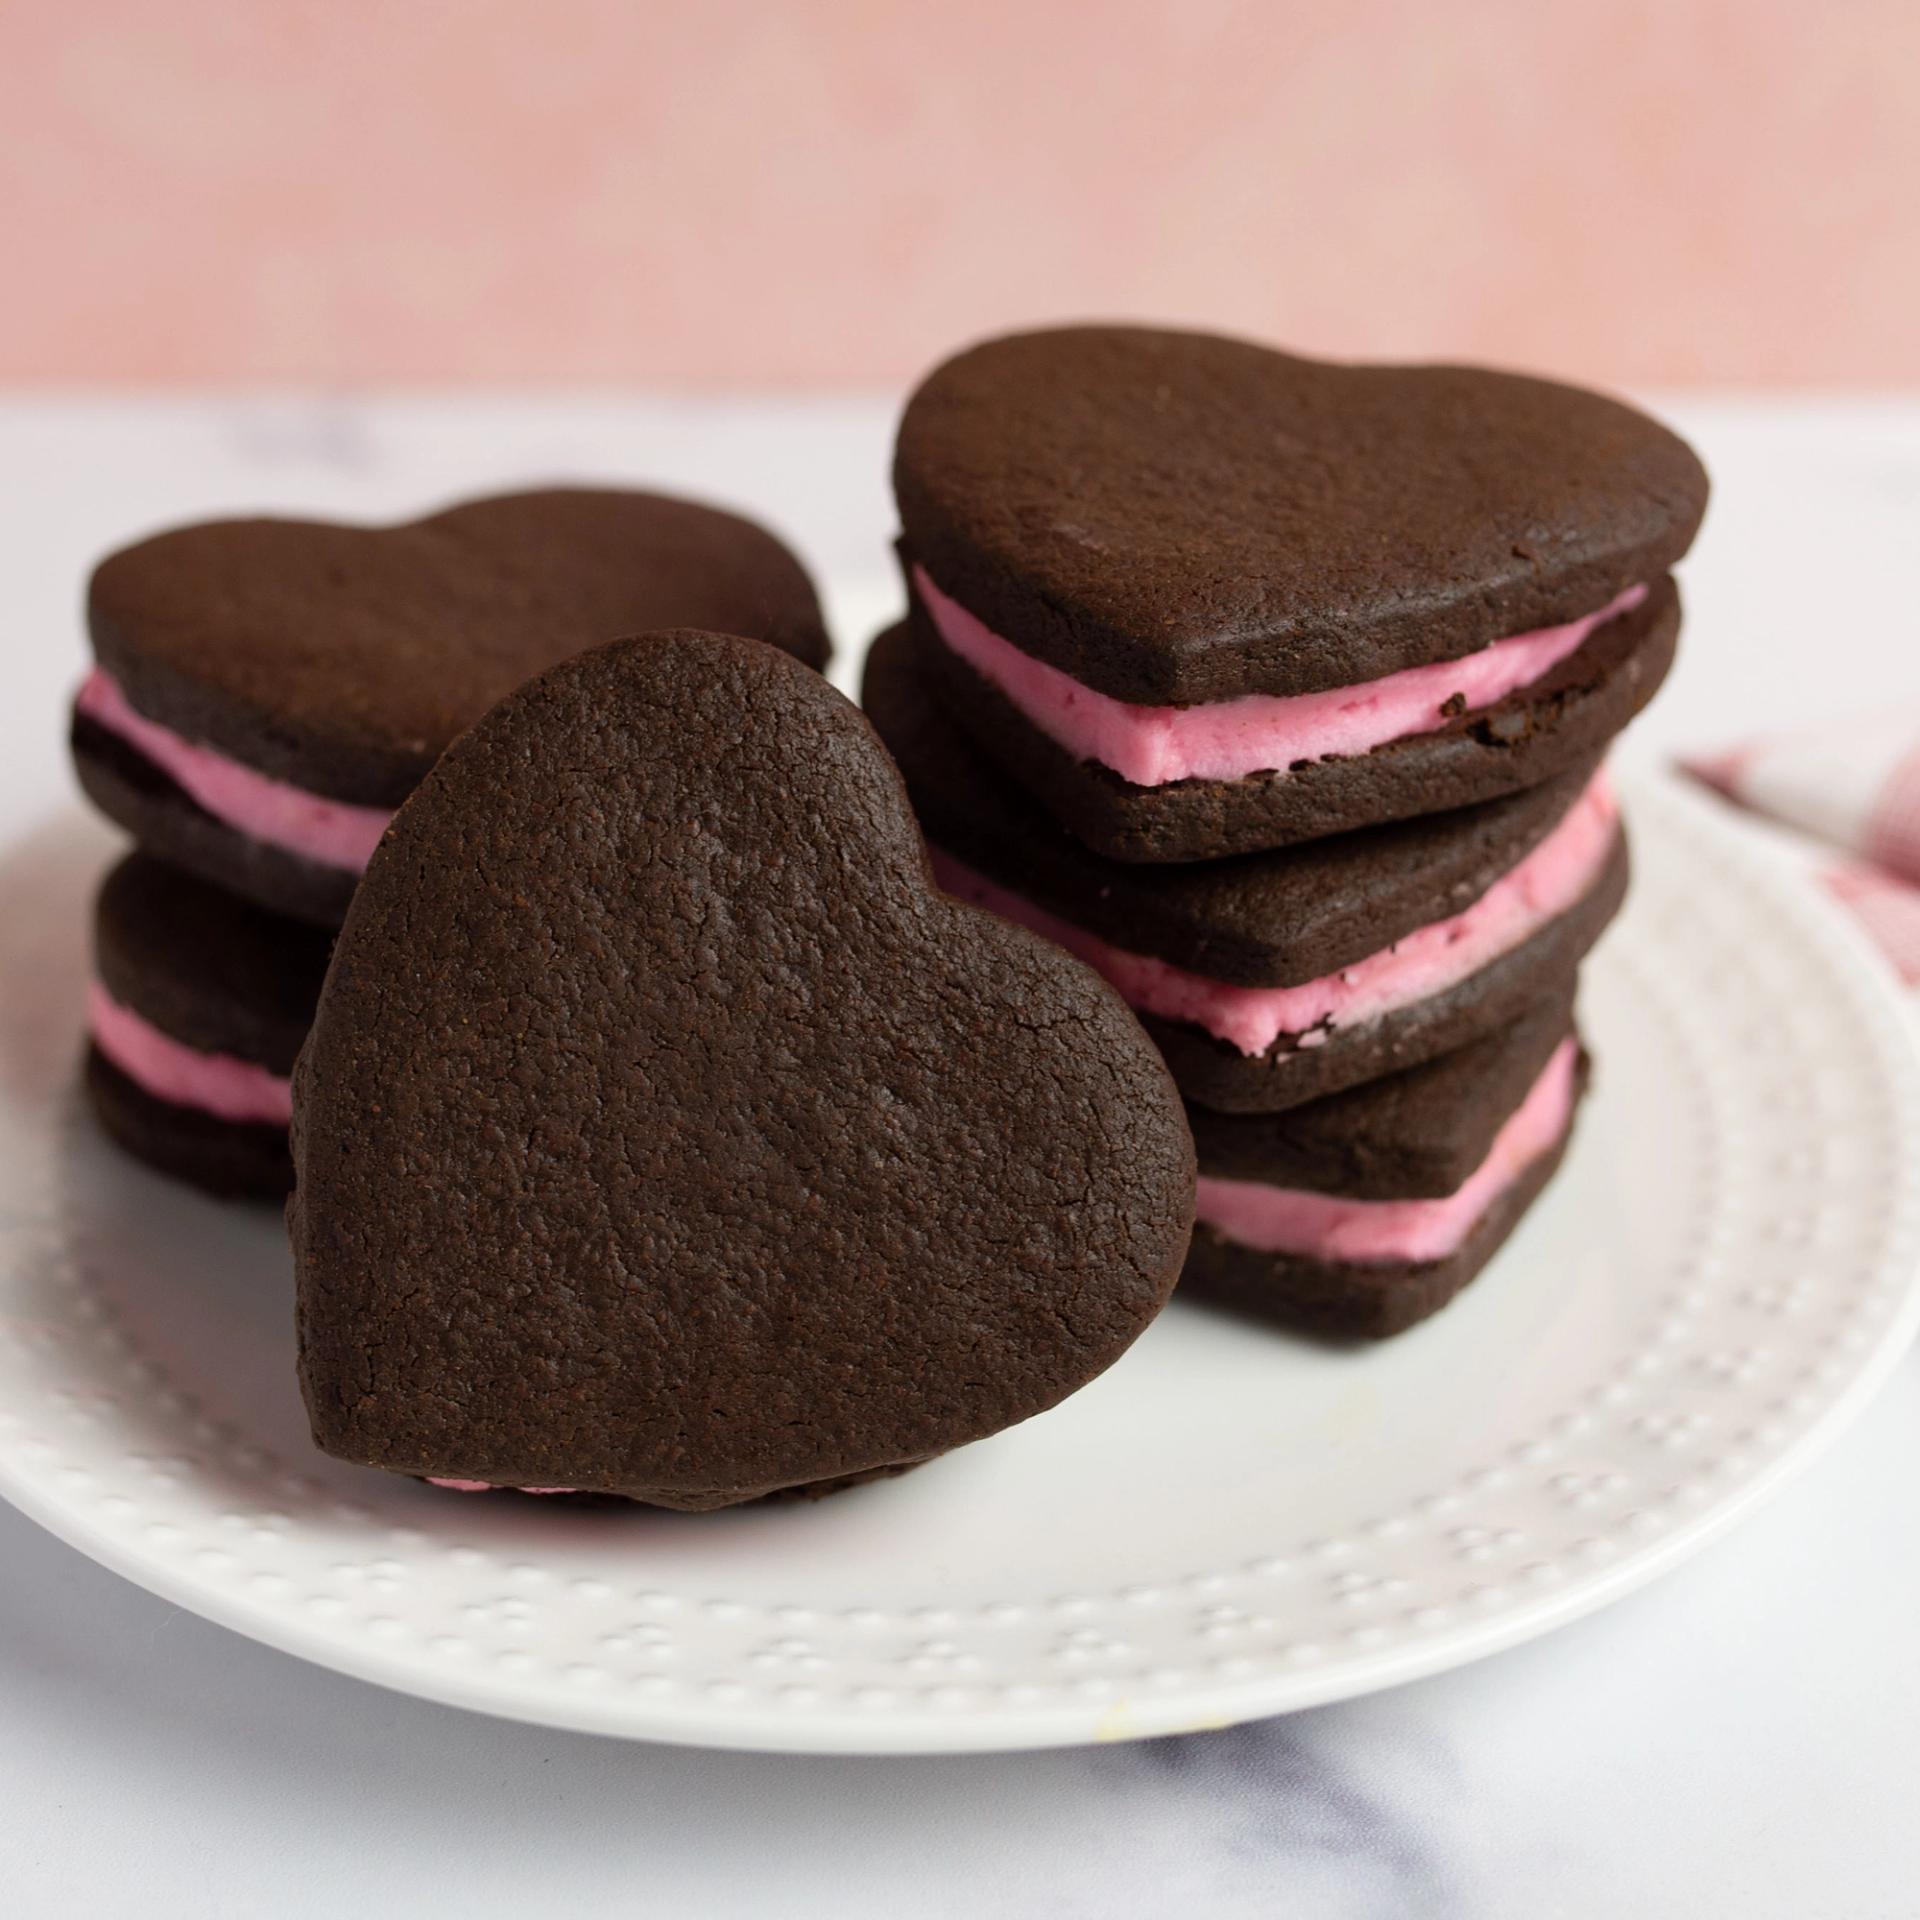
<box><xmin>2</xmin><ymin>771</ymin><xmax>1917</xmax><ymax>1754</ymax></box>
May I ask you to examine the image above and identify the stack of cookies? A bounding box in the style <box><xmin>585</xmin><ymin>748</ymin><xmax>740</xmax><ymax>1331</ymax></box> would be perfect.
<box><xmin>868</xmin><ymin>325</ymin><xmax>1708</xmax><ymax>1337</ymax></box>
<box><xmin>71</xmin><ymin>487</ymin><xmax>834</xmax><ymax>1197</ymax></box>
<box><xmin>56</xmin><ymin>325</ymin><xmax>1714</xmax><ymax>1505</ymax></box>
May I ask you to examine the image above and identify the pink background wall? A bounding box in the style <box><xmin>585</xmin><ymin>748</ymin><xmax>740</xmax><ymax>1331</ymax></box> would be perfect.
<box><xmin>4</xmin><ymin>1</ymin><xmax>1915</xmax><ymax>387</ymax></box>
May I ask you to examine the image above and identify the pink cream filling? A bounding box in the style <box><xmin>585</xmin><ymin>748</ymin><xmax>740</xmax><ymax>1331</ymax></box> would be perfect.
<box><xmin>87</xmin><ymin>979</ymin><xmax>293</xmax><ymax>1127</ymax></box>
<box><xmin>932</xmin><ymin>771</ymin><xmax>1616</xmax><ymax>1058</ymax></box>
<box><xmin>75</xmin><ymin>668</ymin><xmax>393</xmax><ymax>872</ymax></box>
<box><xmin>428</xmin><ymin>1479</ymin><xmax>576</xmax><ymax>1495</ymax></box>
<box><xmin>1195</xmin><ymin>1037</ymin><xmax>1580</xmax><ymax>1266</ymax></box>
<box><xmin>915</xmin><ymin>566</ymin><xmax>1647</xmax><ymax>788</ymax></box>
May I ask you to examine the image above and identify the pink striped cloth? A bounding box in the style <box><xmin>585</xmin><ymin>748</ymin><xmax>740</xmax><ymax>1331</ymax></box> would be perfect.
<box><xmin>1684</xmin><ymin>717</ymin><xmax>1920</xmax><ymax>985</ymax></box>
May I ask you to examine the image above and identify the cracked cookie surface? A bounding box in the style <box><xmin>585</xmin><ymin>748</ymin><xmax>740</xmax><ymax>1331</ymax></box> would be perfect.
<box><xmin>292</xmin><ymin>630</ymin><xmax>1194</xmax><ymax>1509</ymax></box>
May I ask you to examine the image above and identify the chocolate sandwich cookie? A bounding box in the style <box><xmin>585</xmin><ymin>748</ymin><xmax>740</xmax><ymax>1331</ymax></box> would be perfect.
<box><xmin>86</xmin><ymin>852</ymin><xmax>332</xmax><ymax>1197</ymax></box>
<box><xmin>894</xmin><ymin>325</ymin><xmax>1705</xmax><ymax>861</ymax></box>
<box><xmin>291</xmin><ymin>630</ymin><xmax>1194</xmax><ymax>1510</ymax></box>
<box><xmin>73</xmin><ymin>487</ymin><xmax>833</xmax><ymax>926</ymax></box>
<box><xmin>864</xmin><ymin>625</ymin><xmax>1625</xmax><ymax>1113</ymax></box>
<box><xmin>1183</xmin><ymin>998</ymin><xmax>1588</xmax><ymax>1338</ymax></box>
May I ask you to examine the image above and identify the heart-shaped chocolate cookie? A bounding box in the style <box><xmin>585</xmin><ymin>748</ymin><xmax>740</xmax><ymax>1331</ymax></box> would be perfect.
<box><xmin>895</xmin><ymin>326</ymin><xmax>1706</xmax><ymax>859</ymax></box>
<box><xmin>74</xmin><ymin>487</ymin><xmax>831</xmax><ymax>923</ymax></box>
<box><xmin>291</xmin><ymin>631</ymin><xmax>1194</xmax><ymax>1509</ymax></box>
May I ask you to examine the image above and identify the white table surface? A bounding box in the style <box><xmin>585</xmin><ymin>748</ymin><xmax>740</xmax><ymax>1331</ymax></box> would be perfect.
<box><xmin>3</xmin><ymin>392</ymin><xmax>1918</xmax><ymax>1919</ymax></box>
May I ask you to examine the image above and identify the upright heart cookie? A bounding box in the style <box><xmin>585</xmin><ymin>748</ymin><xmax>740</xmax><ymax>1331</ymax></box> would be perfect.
<box><xmin>73</xmin><ymin>487</ymin><xmax>832</xmax><ymax>924</ymax></box>
<box><xmin>291</xmin><ymin>631</ymin><xmax>1194</xmax><ymax>1509</ymax></box>
<box><xmin>894</xmin><ymin>326</ymin><xmax>1706</xmax><ymax>860</ymax></box>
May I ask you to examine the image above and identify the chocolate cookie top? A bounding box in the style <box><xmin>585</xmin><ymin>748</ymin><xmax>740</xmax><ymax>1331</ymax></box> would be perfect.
<box><xmin>863</xmin><ymin>623</ymin><xmax>1600</xmax><ymax>988</ymax></box>
<box><xmin>89</xmin><ymin>487</ymin><xmax>831</xmax><ymax>806</ymax></box>
<box><xmin>1188</xmin><ymin>994</ymin><xmax>1577</xmax><ymax>1200</ymax></box>
<box><xmin>291</xmin><ymin>630</ymin><xmax>1194</xmax><ymax>1510</ymax></box>
<box><xmin>895</xmin><ymin>326</ymin><xmax>1708</xmax><ymax>703</ymax></box>
<box><xmin>94</xmin><ymin>852</ymin><xmax>333</xmax><ymax>1074</ymax></box>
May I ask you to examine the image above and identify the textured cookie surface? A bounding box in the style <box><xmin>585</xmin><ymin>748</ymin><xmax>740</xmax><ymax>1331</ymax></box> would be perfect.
<box><xmin>291</xmin><ymin>631</ymin><xmax>1194</xmax><ymax>1510</ymax></box>
<box><xmin>896</xmin><ymin>325</ymin><xmax>1707</xmax><ymax>703</ymax></box>
<box><xmin>88</xmin><ymin>487</ymin><xmax>831</xmax><ymax>805</ymax></box>
<box><xmin>863</xmin><ymin>623</ymin><xmax>1598</xmax><ymax>987</ymax></box>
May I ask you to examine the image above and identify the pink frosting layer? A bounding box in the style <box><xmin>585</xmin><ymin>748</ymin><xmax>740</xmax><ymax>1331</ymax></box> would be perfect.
<box><xmin>915</xmin><ymin>566</ymin><xmax>1647</xmax><ymax>788</ymax></box>
<box><xmin>1195</xmin><ymin>1037</ymin><xmax>1580</xmax><ymax>1266</ymax></box>
<box><xmin>932</xmin><ymin>771</ymin><xmax>1616</xmax><ymax>1058</ymax></box>
<box><xmin>75</xmin><ymin>668</ymin><xmax>392</xmax><ymax>872</ymax></box>
<box><xmin>87</xmin><ymin>979</ymin><xmax>293</xmax><ymax>1127</ymax></box>
<box><xmin>427</xmin><ymin>1479</ymin><xmax>576</xmax><ymax>1495</ymax></box>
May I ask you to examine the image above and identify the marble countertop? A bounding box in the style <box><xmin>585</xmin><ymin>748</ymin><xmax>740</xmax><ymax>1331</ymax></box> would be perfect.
<box><xmin>3</xmin><ymin>393</ymin><xmax>1918</xmax><ymax>1918</ymax></box>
